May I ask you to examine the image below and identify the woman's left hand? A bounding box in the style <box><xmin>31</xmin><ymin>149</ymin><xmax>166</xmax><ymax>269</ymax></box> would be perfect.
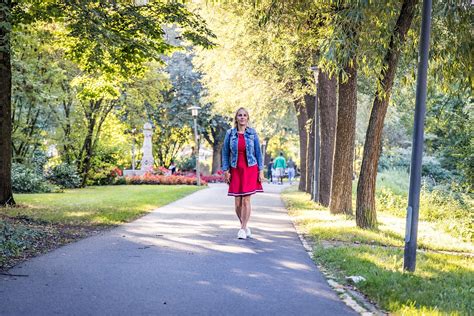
<box><xmin>258</xmin><ymin>170</ymin><xmax>264</xmax><ymax>183</ymax></box>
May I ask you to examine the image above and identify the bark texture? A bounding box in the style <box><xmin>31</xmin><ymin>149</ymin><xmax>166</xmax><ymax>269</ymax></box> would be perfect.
<box><xmin>330</xmin><ymin>62</ymin><xmax>357</xmax><ymax>215</ymax></box>
<box><xmin>0</xmin><ymin>3</ymin><xmax>14</xmax><ymax>205</ymax></box>
<box><xmin>318</xmin><ymin>71</ymin><xmax>337</xmax><ymax>206</ymax></box>
<box><xmin>211</xmin><ymin>142</ymin><xmax>223</xmax><ymax>174</ymax></box>
<box><xmin>294</xmin><ymin>99</ymin><xmax>308</xmax><ymax>192</ymax></box>
<box><xmin>356</xmin><ymin>0</ymin><xmax>418</xmax><ymax>228</ymax></box>
<box><xmin>304</xmin><ymin>94</ymin><xmax>315</xmax><ymax>194</ymax></box>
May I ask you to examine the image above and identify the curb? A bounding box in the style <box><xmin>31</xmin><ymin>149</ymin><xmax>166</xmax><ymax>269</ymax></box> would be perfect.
<box><xmin>289</xmin><ymin>216</ymin><xmax>387</xmax><ymax>316</ymax></box>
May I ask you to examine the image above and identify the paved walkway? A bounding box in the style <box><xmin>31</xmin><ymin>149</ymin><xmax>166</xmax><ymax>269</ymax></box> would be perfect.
<box><xmin>0</xmin><ymin>184</ymin><xmax>356</xmax><ymax>316</ymax></box>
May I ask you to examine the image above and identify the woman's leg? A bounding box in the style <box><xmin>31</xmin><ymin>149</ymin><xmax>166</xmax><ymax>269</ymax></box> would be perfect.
<box><xmin>240</xmin><ymin>195</ymin><xmax>252</xmax><ymax>229</ymax></box>
<box><xmin>234</xmin><ymin>196</ymin><xmax>243</xmax><ymax>224</ymax></box>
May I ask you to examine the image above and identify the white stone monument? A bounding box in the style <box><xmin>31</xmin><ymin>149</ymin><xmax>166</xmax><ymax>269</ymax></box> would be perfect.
<box><xmin>140</xmin><ymin>122</ymin><xmax>154</xmax><ymax>172</ymax></box>
<box><xmin>123</xmin><ymin>122</ymin><xmax>155</xmax><ymax>177</ymax></box>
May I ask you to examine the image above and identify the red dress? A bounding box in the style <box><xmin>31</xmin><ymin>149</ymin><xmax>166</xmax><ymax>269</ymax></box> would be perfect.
<box><xmin>228</xmin><ymin>133</ymin><xmax>264</xmax><ymax>196</ymax></box>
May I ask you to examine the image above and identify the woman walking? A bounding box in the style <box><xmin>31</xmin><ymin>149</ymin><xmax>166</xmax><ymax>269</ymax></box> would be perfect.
<box><xmin>222</xmin><ymin>108</ymin><xmax>264</xmax><ymax>239</ymax></box>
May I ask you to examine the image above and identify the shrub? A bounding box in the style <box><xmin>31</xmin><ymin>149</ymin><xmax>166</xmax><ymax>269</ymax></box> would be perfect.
<box><xmin>0</xmin><ymin>220</ymin><xmax>45</xmax><ymax>262</ymax></box>
<box><xmin>376</xmin><ymin>168</ymin><xmax>473</xmax><ymax>242</ymax></box>
<box><xmin>125</xmin><ymin>173</ymin><xmax>207</xmax><ymax>186</ymax></box>
<box><xmin>11</xmin><ymin>163</ymin><xmax>56</xmax><ymax>193</ymax></box>
<box><xmin>176</xmin><ymin>155</ymin><xmax>196</xmax><ymax>172</ymax></box>
<box><xmin>46</xmin><ymin>163</ymin><xmax>81</xmax><ymax>189</ymax></box>
<box><xmin>421</xmin><ymin>156</ymin><xmax>455</xmax><ymax>184</ymax></box>
<box><xmin>113</xmin><ymin>176</ymin><xmax>127</xmax><ymax>185</ymax></box>
<box><xmin>31</xmin><ymin>150</ymin><xmax>48</xmax><ymax>175</ymax></box>
<box><xmin>87</xmin><ymin>165</ymin><xmax>117</xmax><ymax>186</ymax></box>
<box><xmin>201</xmin><ymin>174</ymin><xmax>225</xmax><ymax>183</ymax></box>
<box><xmin>378</xmin><ymin>148</ymin><xmax>411</xmax><ymax>172</ymax></box>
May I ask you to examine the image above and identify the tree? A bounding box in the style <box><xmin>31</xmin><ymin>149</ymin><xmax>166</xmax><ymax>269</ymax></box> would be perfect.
<box><xmin>356</xmin><ymin>0</ymin><xmax>418</xmax><ymax>228</ymax></box>
<box><xmin>0</xmin><ymin>1</ymin><xmax>214</xmax><ymax>205</ymax></box>
<box><xmin>316</xmin><ymin>3</ymin><xmax>361</xmax><ymax>215</ymax></box>
<box><xmin>330</xmin><ymin>62</ymin><xmax>358</xmax><ymax>215</ymax></box>
<box><xmin>318</xmin><ymin>71</ymin><xmax>337</xmax><ymax>206</ymax></box>
<box><xmin>201</xmin><ymin>113</ymin><xmax>231</xmax><ymax>174</ymax></box>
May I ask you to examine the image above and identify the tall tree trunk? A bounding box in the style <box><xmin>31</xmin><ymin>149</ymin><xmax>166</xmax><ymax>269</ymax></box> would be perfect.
<box><xmin>263</xmin><ymin>137</ymin><xmax>271</xmax><ymax>166</ymax></box>
<box><xmin>80</xmin><ymin>115</ymin><xmax>96</xmax><ymax>187</ymax></box>
<box><xmin>318</xmin><ymin>71</ymin><xmax>337</xmax><ymax>206</ymax></box>
<box><xmin>356</xmin><ymin>0</ymin><xmax>418</xmax><ymax>229</ymax></box>
<box><xmin>211</xmin><ymin>142</ymin><xmax>223</xmax><ymax>174</ymax></box>
<box><xmin>294</xmin><ymin>99</ymin><xmax>308</xmax><ymax>192</ymax></box>
<box><xmin>330</xmin><ymin>62</ymin><xmax>357</xmax><ymax>215</ymax></box>
<box><xmin>304</xmin><ymin>94</ymin><xmax>315</xmax><ymax>194</ymax></box>
<box><xmin>0</xmin><ymin>3</ymin><xmax>14</xmax><ymax>205</ymax></box>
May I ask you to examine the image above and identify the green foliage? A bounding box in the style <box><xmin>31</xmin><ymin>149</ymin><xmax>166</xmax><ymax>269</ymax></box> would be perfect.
<box><xmin>194</xmin><ymin>3</ymin><xmax>298</xmax><ymax>140</ymax></box>
<box><xmin>46</xmin><ymin>163</ymin><xmax>81</xmax><ymax>189</ymax></box>
<box><xmin>0</xmin><ymin>220</ymin><xmax>45</xmax><ymax>265</ymax></box>
<box><xmin>147</xmin><ymin>47</ymin><xmax>204</xmax><ymax>167</ymax></box>
<box><xmin>11</xmin><ymin>23</ymin><xmax>63</xmax><ymax>162</ymax></box>
<box><xmin>376</xmin><ymin>169</ymin><xmax>473</xmax><ymax>242</ymax></box>
<box><xmin>425</xmin><ymin>91</ymin><xmax>473</xmax><ymax>191</ymax></box>
<box><xmin>11</xmin><ymin>1</ymin><xmax>215</xmax><ymax>75</ymax></box>
<box><xmin>176</xmin><ymin>155</ymin><xmax>196</xmax><ymax>172</ymax></box>
<box><xmin>11</xmin><ymin>163</ymin><xmax>56</xmax><ymax>193</ymax></box>
<box><xmin>282</xmin><ymin>186</ymin><xmax>473</xmax><ymax>253</ymax></box>
<box><xmin>86</xmin><ymin>147</ymin><xmax>121</xmax><ymax>186</ymax></box>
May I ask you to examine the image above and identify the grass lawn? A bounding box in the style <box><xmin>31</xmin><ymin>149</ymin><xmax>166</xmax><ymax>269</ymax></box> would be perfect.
<box><xmin>282</xmin><ymin>186</ymin><xmax>473</xmax><ymax>315</ymax></box>
<box><xmin>8</xmin><ymin>185</ymin><xmax>203</xmax><ymax>225</ymax></box>
<box><xmin>1</xmin><ymin>185</ymin><xmax>203</xmax><ymax>270</ymax></box>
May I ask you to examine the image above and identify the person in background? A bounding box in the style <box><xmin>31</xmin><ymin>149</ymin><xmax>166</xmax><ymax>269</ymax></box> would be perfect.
<box><xmin>273</xmin><ymin>152</ymin><xmax>287</xmax><ymax>185</ymax></box>
<box><xmin>222</xmin><ymin>107</ymin><xmax>264</xmax><ymax>240</ymax></box>
<box><xmin>267</xmin><ymin>158</ymin><xmax>274</xmax><ymax>184</ymax></box>
<box><xmin>168</xmin><ymin>160</ymin><xmax>176</xmax><ymax>175</ymax></box>
<box><xmin>287</xmin><ymin>158</ymin><xmax>296</xmax><ymax>185</ymax></box>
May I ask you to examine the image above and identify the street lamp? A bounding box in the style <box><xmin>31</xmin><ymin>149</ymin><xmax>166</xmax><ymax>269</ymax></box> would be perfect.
<box><xmin>404</xmin><ymin>0</ymin><xmax>432</xmax><ymax>272</ymax></box>
<box><xmin>131</xmin><ymin>128</ymin><xmax>137</xmax><ymax>171</ymax></box>
<box><xmin>261</xmin><ymin>139</ymin><xmax>267</xmax><ymax>163</ymax></box>
<box><xmin>310</xmin><ymin>66</ymin><xmax>320</xmax><ymax>203</ymax></box>
<box><xmin>188</xmin><ymin>106</ymin><xmax>201</xmax><ymax>186</ymax></box>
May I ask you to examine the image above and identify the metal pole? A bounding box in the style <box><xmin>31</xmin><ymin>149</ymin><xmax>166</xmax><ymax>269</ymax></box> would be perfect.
<box><xmin>193</xmin><ymin>117</ymin><xmax>201</xmax><ymax>186</ymax></box>
<box><xmin>132</xmin><ymin>137</ymin><xmax>136</xmax><ymax>170</ymax></box>
<box><xmin>311</xmin><ymin>66</ymin><xmax>320</xmax><ymax>202</ymax></box>
<box><xmin>403</xmin><ymin>0</ymin><xmax>432</xmax><ymax>272</ymax></box>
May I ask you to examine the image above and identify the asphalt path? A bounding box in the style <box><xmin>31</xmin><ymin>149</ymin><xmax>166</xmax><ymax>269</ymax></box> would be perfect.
<box><xmin>0</xmin><ymin>183</ymin><xmax>357</xmax><ymax>316</ymax></box>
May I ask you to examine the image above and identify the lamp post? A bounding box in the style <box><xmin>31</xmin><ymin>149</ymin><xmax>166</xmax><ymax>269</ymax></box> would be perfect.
<box><xmin>404</xmin><ymin>0</ymin><xmax>432</xmax><ymax>272</ymax></box>
<box><xmin>261</xmin><ymin>139</ymin><xmax>267</xmax><ymax>163</ymax></box>
<box><xmin>188</xmin><ymin>106</ymin><xmax>201</xmax><ymax>186</ymax></box>
<box><xmin>310</xmin><ymin>66</ymin><xmax>320</xmax><ymax>203</ymax></box>
<box><xmin>131</xmin><ymin>128</ymin><xmax>137</xmax><ymax>171</ymax></box>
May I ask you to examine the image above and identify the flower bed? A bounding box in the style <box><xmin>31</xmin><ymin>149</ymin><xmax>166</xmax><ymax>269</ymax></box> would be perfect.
<box><xmin>125</xmin><ymin>173</ymin><xmax>207</xmax><ymax>186</ymax></box>
<box><xmin>201</xmin><ymin>174</ymin><xmax>225</xmax><ymax>183</ymax></box>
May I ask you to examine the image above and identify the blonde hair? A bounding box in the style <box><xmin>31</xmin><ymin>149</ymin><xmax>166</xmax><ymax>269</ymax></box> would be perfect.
<box><xmin>234</xmin><ymin>107</ymin><xmax>250</xmax><ymax>129</ymax></box>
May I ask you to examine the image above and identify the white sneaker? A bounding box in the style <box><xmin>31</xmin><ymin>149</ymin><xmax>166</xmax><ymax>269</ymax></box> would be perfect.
<box><xmin>245</xmin><ymin>227</ymin><xmax>252</xmax><ymax>238</ymax></box>
<box><xmin>237</xmin><ymin>229</ymin><xmax>247</xmax><ymax>239</ymax></box>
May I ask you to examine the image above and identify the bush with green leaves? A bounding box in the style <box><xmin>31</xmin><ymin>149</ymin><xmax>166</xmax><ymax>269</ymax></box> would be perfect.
<box><xmin>378</xmin><ymin>148</ymin><xmax>411</xmax><ymax>172</ymax></box>
<box><xmin>46</xmin><ymin>163</ymin><xmax>82</xmax><ymax>189</ymax></box>
<box><xmin>376</xmin><ymin>169</ymin><xmax>473</xmax><ymax>241</ymax></box>
<box><xmin>176</xmin><ymin>155</ymin><xmax>196</xmax><ymax>172</ymax></box>
<box><xmin>11</xmin><ymin>163</ymin><xmax>56</xmax><ymax>193</ymax></box>
<box><xmin>31</xmin><ymin>150</ymin><xmax>48</xmax><ymax>175</ymax></box>
<box><xmin>86</xmin><ymin>147</ymin><xmax>122</xmax><ymax>186</ymax></box>
<box><xmin>421</xmin><ymin>156</ymin><xmax>455</xmax><ymax>184</ymax></box>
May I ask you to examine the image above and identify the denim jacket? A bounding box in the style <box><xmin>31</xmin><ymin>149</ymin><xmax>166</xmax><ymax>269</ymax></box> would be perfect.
<box><xmin>222</xmin><ymin>127</ymin><xmax>264</xmax><ymax>172</ymax></box>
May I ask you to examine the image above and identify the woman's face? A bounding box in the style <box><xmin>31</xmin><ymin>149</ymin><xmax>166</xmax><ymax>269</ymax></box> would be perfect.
<box><xmin>236</xmin><ymin>109</ymin><xmax>249</xmax><ymax>127</ymax></box>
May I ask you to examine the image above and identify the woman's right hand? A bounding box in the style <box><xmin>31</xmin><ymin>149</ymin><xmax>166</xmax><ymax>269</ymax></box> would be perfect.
<box><xmin>224</xmin><ymin>171</ymin><xmax>231</xmax><ymax>184</ymax></box>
